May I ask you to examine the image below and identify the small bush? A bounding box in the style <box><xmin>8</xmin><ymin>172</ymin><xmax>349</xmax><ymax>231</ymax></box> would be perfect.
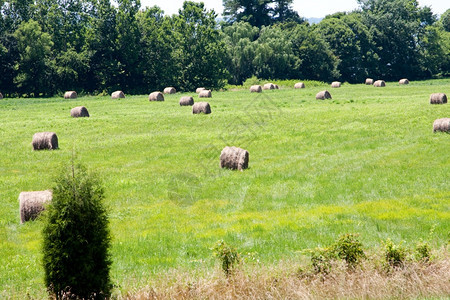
<box><xmin>383</xmin><ymin>239</ymin><xmax>407</xmax><ymax>268</ymax></box>
<box><xmin>332</xmin><ymin>233</ymin><xmax>366</xmax><ymax>267</ymax></box>
<box><xmin>42</xmin><ymin>163</ymin><xmax>112</xmax><ymax>299</ymax></box>
<box><xmin>212</xmin><ymin>240</ymin><xmax>240</xmax><ymax>276</ymax></box>
<box><xmin>309</xmin><ymin>247</ymin><xmax>335</xmax><ymax>274</ymax></box>
<box><xmin>415</xmin><ymin>241</ymin><xmax>431</xmax><ymax>261</ymax></box>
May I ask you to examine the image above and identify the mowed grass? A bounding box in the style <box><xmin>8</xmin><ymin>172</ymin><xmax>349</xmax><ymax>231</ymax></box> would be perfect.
<box><xmin>0</xmin><ymin>80</ymin><xmax>449</xmax><ymax>297</ymax></box>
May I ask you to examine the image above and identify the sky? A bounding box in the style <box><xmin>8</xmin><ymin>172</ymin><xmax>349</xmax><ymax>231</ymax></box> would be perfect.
<box><xmin>139</xmin><ymin>0</ymin><xmax>449</xmax><ymax>18</ymax></box>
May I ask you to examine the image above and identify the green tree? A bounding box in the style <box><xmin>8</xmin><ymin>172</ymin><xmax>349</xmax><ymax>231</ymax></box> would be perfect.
<box><xmin>223</xmin><ymin>0</ymin><xmax>272</xmax><ymax>27</ymax></box>
<box><xmin>42</xmin><ymin>163</ymin><xmax>112</xmax><ymax>299</ymax></box>
<box><xmin>272</xmin><ymin>0</ymin><xmax>304</xmax><ymax>24</ymax></box>
<box><xmin>222</xmin><ymin>21</ymin><xmax>259</xmax><ymax>84</ymax></box>
<box><xmin>174</xmin><ymin>1</ymin><xmax>228</xmax><ymax>91</ymax></box>
<box><xmin>13</xmin><ymin>19</ymin><xmax>54</xmax><ymax>96</ymax></box>
<box><xmin>441</xmin><ymin>9</ymin><xmax>450</xmax><ymax>32</ymax></box>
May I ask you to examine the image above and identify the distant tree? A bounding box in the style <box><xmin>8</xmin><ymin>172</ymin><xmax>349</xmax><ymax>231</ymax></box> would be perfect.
<box><xmin>440</xmin><ymin>9</ymin><xmax>450</xmax><ymax>32</ymax></box>
<box><xmin>13</xmin><ymin>20</ymin><xmax>54</xmax><ymax>96</ymax></box>
<box><xmin>223</xmin><ymin>0</ymin><xmax>273</xmax><ymax>27</ymax></box>
<box><xmin>272</xmin><ymin>0</ymin><xmax>304</xmax><ymax>24</ymax></box>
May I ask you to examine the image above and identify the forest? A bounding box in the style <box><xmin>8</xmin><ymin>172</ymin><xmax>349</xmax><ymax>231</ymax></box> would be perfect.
<box><xmin>0</xmin><ymin>0</ymin><xmax>449</xmax><ymax>96</ymax></box>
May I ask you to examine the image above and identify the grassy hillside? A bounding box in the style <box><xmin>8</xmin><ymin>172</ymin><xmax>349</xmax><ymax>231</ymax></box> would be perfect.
<box><xmin>0</xmin><ymin>79</ymin><xmax>449</xmax><ymax>297</ymax></box>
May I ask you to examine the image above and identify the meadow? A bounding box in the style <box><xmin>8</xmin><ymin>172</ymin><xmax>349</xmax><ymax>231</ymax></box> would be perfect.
<box><xmin>0</xmin><ymin>79</ymin><xmax>449</xmax><ymax>298</ymax></box>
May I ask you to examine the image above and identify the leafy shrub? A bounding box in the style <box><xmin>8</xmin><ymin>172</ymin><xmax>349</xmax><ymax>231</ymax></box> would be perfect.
<box><xmin>42</xmin><ymin>163</ymin><xmax>112</xmax><ymax>299</ymax></box>
<box><xmin>212</xmin><ymin>240</ymin><xmax>240</xmax><ymax>276</ymax></box>
<box><xmin>332</xmin><ymin>233</ymin><xmax>366</xmax><ymax>267</ymax></box>
<box><xmin>383</xmin><ymin>239</ymin><xmax>407</xmax><ymax>268</ymax></box>
<box><xmin>415</xmin><ymin>241</ymin><xmax>431</xmax><ymax>262</ymax></box>
<box><xmin>309</xmin><ymin>247</ymin><xmax>335</xmax><ymax>274</ymax></box>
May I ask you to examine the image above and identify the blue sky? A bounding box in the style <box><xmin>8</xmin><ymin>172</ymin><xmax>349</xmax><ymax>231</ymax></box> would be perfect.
<box><xmin>139</xmin><ymin>0</ymin><xmax>448</xmax><ymax>17</ymax></box>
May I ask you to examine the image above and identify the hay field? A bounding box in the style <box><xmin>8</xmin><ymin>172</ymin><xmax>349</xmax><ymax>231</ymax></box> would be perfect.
<box><xmin>0</xmin><ymin>79</ymin><xmax>449</xmax><ymax>297</ymax></box>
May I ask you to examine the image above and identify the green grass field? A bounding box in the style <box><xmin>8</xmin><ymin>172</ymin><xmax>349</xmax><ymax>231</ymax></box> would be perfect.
<box><xmin>1</xmin><ymin>79</ymin><xmax>449</xmax><ymax>297</ymax></box>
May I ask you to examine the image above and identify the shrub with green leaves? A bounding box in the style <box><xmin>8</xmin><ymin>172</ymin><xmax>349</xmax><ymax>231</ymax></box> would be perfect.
<box><xmin>415</xmin><ymin>241</ymin><xmax>431</xmax><ymax>262</ymax></box>
<box><xmin>212</xmin><ymin>240</ymin><xmax>240</xmax><ymax>276</ymax></box>
<box><xmin>332</xmin><ymin>233</ymin><xmax>366</xmax><ymax>267</ymax></box>
<box><xmin>42</xmin><ymin>163</ymin><xmax>112</xmax><ymax>299</ymax></box>
<box><xmin>309</xmin><ymin>247</ymin><xmax>335</xmax><ymax>274</ymax></box>
<box><xmin>383</xmin><ymin>239</ymin><xmax>407</xmax><ymax>268</ymax></box>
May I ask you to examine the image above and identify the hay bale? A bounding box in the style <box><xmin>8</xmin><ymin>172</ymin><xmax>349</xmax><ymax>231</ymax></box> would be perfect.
<box><xmin>0</xmin><ymin>92</ymin><xmax>4</xmax><ymax>99</ymax></box>
<box><xmin>149</xmin><ymin>91</ymin><xmax>164</xmax><ymax>101</ymax></box>
<box><xmin>70</xmin><ymin>106</ymin><xmax>89</xmax><ymax>118</ymax></box>
<box><xmin>111</xmin><ymin>91</ymin><xmax>125</xmax><ymax>99</ymax></box>
<box><xmin>373</xmin><ymin>80</ymin><xmax>386</xmax><ymax>87</ymax></box>
<box><xmin>32</xmin><ymin>132</ymin><xmax>58</xmax><ymax>150</ymax></box>
<box><xmin>263</xmin><ymin>83</ymin><xmax>275</xmax><ymax>90</ymax></box>
<box><xmin>192</xmin><ymin>102</ymin><xmax>211</xmax><ymax>114</ymax></box>
<box><xmin>199</xmin><ymin>90</ymin><xmax>212</xmax><ymax>98</ymax></box>
<box><xmin>220</xmin><ymin>146</ymin><xmax>249</xmax><ymax>171</ymax></box>
<box><xmin>64</xmin><ymin>91</ymin><xmax>77</xmax><ymax>99</ymax></box>
<box><xmin>179</xmin><ymin>96</ymin><xmax>194</xmax><ymax>106</ymax></box>
<box><xmin>196</xmin><ymin>87</ymin><xmax>206</xmax><ymax>94</ymax></box>
<box><xmin>365</xmin><ymin>78</ymin><xmax>374</xmax><ymax>85</ymax></box>
<box><xmin>331</xmin><ymin>81</ymin><xmax>341</xmax><ymax>88</ymax></box>
<box><xmin>315</xmin><ymin>90</ymin><xmax>332</xmax><ymax>100</ymax></box>
<box><xmin>433</xmin><ymin>118</ymin><xmax>450</xmax><ymax>133</ymax></box>
<box><xmin>19</xmin><ymin>190</ymin><xmax>52</xmax><ymax>223</ymax></box>
<box><xmin>294</xmin><ymin>82</ymin><xmax>305</xmax><ymax>89</ymax></box>
<box><xmin>399</xmin><ymin>79</ymin><xmax>409</xmax><ymax>85</ymax></box>
<box><xmin>250</xmin><ymin>85</ymin><xmax>262</xmax><ymax>93</ymax></box>
<box><xmin>164</xmin><ymin>87</ymin><xmax>176</xmax><ymax>94</ymax></box>
<box><xmin>429</xmin><ymin>93</ymin><xmax>447</xmax><ymax>105</ymax></box>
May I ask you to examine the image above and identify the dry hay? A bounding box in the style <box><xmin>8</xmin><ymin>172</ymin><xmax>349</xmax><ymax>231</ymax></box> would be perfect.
<box><xmin>250</xmin><ymin>85</ymin><xmax>262</xmax><ymax>93</ymax></box>
<box><xmin>149</xmin><ymin>91</ymin><xmax>164</xmax><ymax>101</ymax></box>
<box><xmin>196</xmin><ymin>87</ymin><xmax>206</xmax><ymax>94</ymax></box>
<box><xmin>399</xmin><ymin>79</ymin><xmax>409</xmax><ymax>85</ymax></box>
<box><xmin>263</xmin><ymin>83</ymin><xmax>275</xmax><ymax>90</ymax></box>
<box><xmin>316</xmin><ymin>90</ymin><xmax>332</xmax><ymax>100</ymax></box>
<box><xmin>331</xmin><ymin>81</ymin><xmax>341</xmax><ymax>88</ymax></box>
<box><xmin>220</xmin><ymin>146</ymin><xmax>249</xmax><ymax>171</ymax></box>
<box><xmin>294</xmin><ymin>82</ymin><xmax>305</xmax><ymax>89</ymax></box>
<box><xmin>192</xmin><ymin>102</ymin><xmax>211</xmax><ymax>114</ymax></box>
<box><xmin>433</xmin><ymin>118</ymin><xmax>450</xmax><ymax>133</ymax></box>
<box><xmin>70</xmin><ymin>106</ymin><xmax>89</xmax><ymax>118</ymax></box>
<box><xmin>111</xmin><ymin>91</ymin><xmax>125</xmax><ymax>99</ymax></box>
<box><xmin>429</xmin><ymin>93</ymin><xmax>447</xmax><ymax>104</ymax></box>
<box><xmin>199</xmin><ymin>90</ymin><xmax>212</xmax><ymax>98</ymax></box>
<box><xmin>19</xmin><ymin>190</ymin><xmax>52</xmax><ymax>223</ymax></box>
<box><xmin>373</xmin><ymin>80</ymin><xmax>386</xmax><ymax>87</ymax></box>
<box><xmin>365</xmin><ymin>78</ymin><xmax>374</xmax><ymax>85</ymax></box>
<box><xmin>179</xmin><ymin>96</ymin><xmax>194</xmax><ymax>106</ymax></box>
<box><xmin>64</xmin><ymin>91</ymin><xmax>77</xmax><ymax>99</ymax></box>
<box><xmin>32</xmin><ymin>132</ymin><xmax>58</xmax><ymax>150</ymax></box>
<box><xmin>164</xmin><ymin>87</ymin><xmax>176</xmax><ymax>94</ymax></box>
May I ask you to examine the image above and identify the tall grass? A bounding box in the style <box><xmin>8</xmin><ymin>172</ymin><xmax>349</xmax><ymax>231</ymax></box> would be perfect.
<box><xmin>0</xmin><ymin>79</ymin><xmax>449</xmax><ymax>298</ymax></box>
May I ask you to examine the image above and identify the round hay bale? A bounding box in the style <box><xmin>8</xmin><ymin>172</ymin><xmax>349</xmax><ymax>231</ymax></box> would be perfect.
<box><xmin>433</xmin><ymin>118</ymin><xmax>450</xmax><ymax>133</ymax></box>
<box><xmin>179</xmin><ymin>96</ymin><xmax>194</xmax><ymax>106</ymax></box>
<box><xmin>199</xmin><ymin>90</ymin><xmax>212</xmax><ymax>98</ymax></box>
<box><xmin>192</xmin><ymin>102</ymin><xmax>211</xmax><ymax>114</ymax></box>
<box><xmin>149</xmin><ymin>91</ymin><xmax>164</xmax><ymax>101</ymax></box>
<box><xmin>164</xmin><ymin>87</ymin><xmax>176</xmax><ymax>94</ymax></box>
<box><xmin>373</xmin><ymin>80</ymin><xmax>386</xmax><ymax>87</ymax></box>
<box><xmin>111</xmin><ymin>91</ymin><xmax>125</xmax><ymax>99</ymax></box>
<box><xmin>399</xmin><ymin>79</ymin><xmax>409</xmax><ymax>85</ymax></box>
<box><xmin>0</xmin><ymin>92</ymin><xmax>3</xmax><ymax>99</ymax></box>
<box><xmin>331</xmin><ymin>81</ymin><xmax>341</xmax><ymax>88</ymax></box>
<box><xmin>365</xmin><ymin>78</ymin><xmax>374</xmax><ymax>85</ymax></box>
<box><xmin>315</xmin><ymin>90</ymin><xmax>332</xmax><ymax>100</ymax></box>
<box><xmin>429</xmin><ymin>93</ymin><xmax>447</xmax><ymax>105</ymax></box>
<box><xmin>263</xmin><ymin>83</ymin><xmax>275</xmax><ymax>90</ymax></box>
<box><xmin>196</xmin><ymin>87</ymin><xmax>206</xmax><ymax>94</ymax></box>
<box><xmin>220</xmin><ymin>146</ymin><xmax>249</xmax><ymax>171</ymax></box>
<box><xmin>64</xmin><ymin>91</ymin><xmax>77</xmax><ymax>99</ymax></box>
<box><xmin>19</xmin><ymin>190</ymin><xmax>52</xmax><ymax>223</ymax></box>
<box><xmin>32</xmin><ymin>132</ymin><xmax>58</xmax><ymax>150</ymax></box>
<box><xmin>70</xmin><ymin>106</ymin><xmax>89</xmax><ymax>118</ymax></box>
<box><xmin>294</xmin><ymin>82</ymin><xmax>305</xmax><ymax>89</ymax></box>
<box><xmin>250</xmin><ymin>85</ymin><xmax>262</xmax><ymax>93</ymax></box>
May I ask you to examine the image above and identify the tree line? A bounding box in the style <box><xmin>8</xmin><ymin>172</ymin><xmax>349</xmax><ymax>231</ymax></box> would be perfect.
<box><xmin>0</xmin><ymin>0</ymin><xmax>449</xmax><ymax>97</ymax></box>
